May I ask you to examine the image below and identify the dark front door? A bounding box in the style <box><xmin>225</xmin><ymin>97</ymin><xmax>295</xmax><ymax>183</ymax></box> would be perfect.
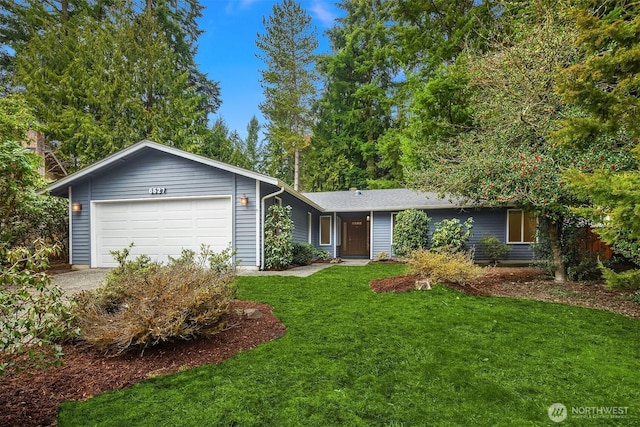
<box><xmin>341</xmin><ymin>217</ymin><xmax>369</xmax><ymax>256</ymax></box>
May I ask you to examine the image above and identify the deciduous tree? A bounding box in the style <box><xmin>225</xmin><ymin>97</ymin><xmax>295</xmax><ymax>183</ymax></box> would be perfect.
<box><xmin>404</xmin><ymin>17</ymin><xmax>634</xmax><ymax>282</ymax></box>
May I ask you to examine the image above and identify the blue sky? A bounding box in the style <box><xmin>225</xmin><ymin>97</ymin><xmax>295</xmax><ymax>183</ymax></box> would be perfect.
<box><xmin>195</xmin><ymin>0</ymin><xmax>342</xmax><ymax>140</ymax></box>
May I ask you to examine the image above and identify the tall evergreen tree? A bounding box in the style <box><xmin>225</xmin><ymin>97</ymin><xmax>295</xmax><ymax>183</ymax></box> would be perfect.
<box><xmin>395</xmin><ymin>0</ymin><xmax>499</xmax><ymax>189</ymax></box>
<box><xmin>0</xmin><ymin>0</ymin><xmax>113</xmax><ymax>94</ymax></box>
<box><xmin>393</xmin><ymin>0</ymin><xmax>497</xmax><ymax>78</ymax></box>
<box><xmin>199</xmin><ymin>117</ymin><xmax>251</xmax><ymax>169</ymax></box>
<box><xmin>245</xmin><ymin>115</ymin><xmax>263</xmax><ymax>172</ymax></box>
<box><xmin>15</xmin><ymin>3</ymin><xmax>208</xmax><ymax>168</ymax></box>
<box><xmin>256</xmin><ymin>0</ymin><xmax>318</xmax><ymax>190</ymax></box>
<box><xmin>143</xmin><ymin>0</ymin><xmax>220</xmax><ymax>118</ymax></box>
<box><xmin>555</xmin><ymin>0</ymin><xmax>640</xmax><ymax>262</ymax></box>
<box><xmin>306</xmin><ymin>0</ymin><xmax>399</xmax><ymax>191</ymax></box>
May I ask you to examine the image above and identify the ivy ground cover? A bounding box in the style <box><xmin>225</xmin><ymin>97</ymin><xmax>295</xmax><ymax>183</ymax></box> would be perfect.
<box><xmin>58</xmin><ymin>264</ymin><xmax>640</xmax><ymax>426</ymax></box>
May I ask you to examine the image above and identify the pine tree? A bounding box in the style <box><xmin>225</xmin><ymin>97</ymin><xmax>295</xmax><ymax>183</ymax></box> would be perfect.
<box><xmin>555</xmin><ymin>1</ymin><xmax>640</xmax><ymax>262</ymax></box>
<box><xmin>306</xmin><ymin>0</ymin><xmax>399</xmax><ymax>191</ymax></box>
<box><xmin>245</xmin><ymin>115</ymin><xmax>263</xmax><ymax>172</ymax></box>
<box><xmin>256</xmin><ymin>0</ymin><xmax>318</xmax><ymax>190</ymax></box>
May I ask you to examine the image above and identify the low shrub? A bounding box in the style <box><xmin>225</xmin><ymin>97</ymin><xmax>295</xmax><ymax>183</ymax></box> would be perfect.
<box><xmin>292</xmin><ymin>242</ymin><xmax>315</xmax><ymax>266</ymax></box>
<box><xmin>600</xmin><ymin>265</ymin><xmax>640</xmax><ymax>290</ymax></box>
<box><xmin>431</xmin><ymin>218</ymin><xmax>474</xmax><ymax>253</ymax></box>
<box><xmin>97</xmin><ymin>244</ymin><xmax>155</xmax><ymax>312</ymax></box>
<box><xmin>404</xmin><ymin>248</ymin><xmax>482</xmax><ymax>286</ymax></box>
<box><xmin>313</xmin><ymin>248</ymin><xmax>331</xmax><ymax>261</ymax></box>
<box><xmin>0</xmin><ymin>240</ymin><xmax>77</xmax><ymax>375</ymax></box>
<box><xmin>479</xmin><ymin>236</ymin><xmax>512</xmax><ymax>263</ymax></box>
<box><xmin>72</xmin><ymin>246</ymin><xmax>237</xmax><ymax>355</ymax></box>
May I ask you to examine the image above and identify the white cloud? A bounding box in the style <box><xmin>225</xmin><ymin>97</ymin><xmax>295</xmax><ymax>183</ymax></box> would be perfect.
<box><xmin>310</xmin><ymin>0</ymin><xmax>337</xmax><ymax>28</ymax></box>
<box><xmin>224</xmin><ymin>0</ymin><xmax>258</xmax><ymax>14</ymax></box>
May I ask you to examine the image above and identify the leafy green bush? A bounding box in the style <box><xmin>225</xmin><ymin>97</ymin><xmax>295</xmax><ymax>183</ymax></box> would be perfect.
<box><xmin>600</xmin><ymin>265</ymin><xmax>640</xmax><ymax>290</ymax></box>
<box><xmin>264</xmin><ymin>205</ymin><xmax>294</xmax><ymax>270</ymax></box>
<box><xmin>313</xmin><ymin>248</ymin><xmax>331</xmax><ymax>261</ymax></box>
<box><xmin>292</xmin><ymin>242</ymin><xmax>315</xmax><ymax>266</ymax></box>
<box><xmin>405</xmin><ymin>248</ymin><xmax>482</xmax><ymax>286</ymax></box>
<box><xmin>392</xmin><ymin>209</ymin><xmax>430</xmax><ymax>257</ymax></box>
<box><xmin>431</xmin><ymin>218</ymin><xmax>473</xmax><ymax>253</ymax></box>
<box><xmin>479</xmin><ymin>236</ymin><xmax>512</xmax><ymax>263</ymax></box>
<box><xmin>72</xmin><ymin>246</ymin><xmax>237</xmax><ymax>355</ymax></box>
<box><xmin>0</xmin><ymin>240</ymin><xmax>77</xmax><ymax>375</ymax></box>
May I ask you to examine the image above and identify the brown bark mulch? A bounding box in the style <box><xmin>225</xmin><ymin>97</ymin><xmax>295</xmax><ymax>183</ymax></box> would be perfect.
<box><xmin>370</xmin><ymin>266</ymin><xmax>640</xmax><ymax>319</ymax></box>
<box><xmin>0</xmin><ymin>300</ymin><xmax>286</xmax><ymax>427</ymax></box>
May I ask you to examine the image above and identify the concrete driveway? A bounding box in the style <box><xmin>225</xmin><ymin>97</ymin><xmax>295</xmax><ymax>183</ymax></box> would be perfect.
<box><xmin>51</xmin><ymin>260</ymin><xmax>370</xmax><ymax>294</ymax></box>
<box><xmin>51</xmin><ymin>269</ymin><xmax>110</xmax><ymax>294</ymax></box>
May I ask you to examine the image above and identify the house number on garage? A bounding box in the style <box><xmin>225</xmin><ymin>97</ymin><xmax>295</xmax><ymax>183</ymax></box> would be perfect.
<box><xmin>148</xmin><ymin>187</ymin><xmax>167</xmax><ymax>194</ymax></box>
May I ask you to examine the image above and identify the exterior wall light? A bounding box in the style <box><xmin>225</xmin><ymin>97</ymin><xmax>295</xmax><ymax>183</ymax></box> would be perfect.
<box><xmin>240</xmin><ymin>195</ymin><xmax>249</xmax><ymax>206</ymax></box>
<box><xmin>72</xmin><ymin>202</ymin><xmax>82</xmax><ymax>212</ymax></box>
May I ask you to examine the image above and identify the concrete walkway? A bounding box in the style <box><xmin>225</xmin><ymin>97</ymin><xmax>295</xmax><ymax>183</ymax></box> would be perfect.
<box><xmin>52</xmin><ymin>260</ymin><xmax>370</xmax><ymax>294</ymax></box>
<box><xmin>238</xmin><ymin>259</ymin><xmax>370</xmax><ymax>277</ymax></box>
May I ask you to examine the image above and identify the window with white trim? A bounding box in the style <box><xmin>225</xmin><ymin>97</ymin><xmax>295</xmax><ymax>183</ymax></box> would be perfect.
<box><xmin>507</xmin><ymin>210</ymin><xmax>537</xmax><ymax>243</ymax></box>
<box><xmin>307</xmin><ymin>212</ymin><xmax>312</xmax><ymax>243</ymax></box>
<box><xmin>320</xmin><ymin>215</ymin><xmax>332</xmax><ymax>246</ymax></box>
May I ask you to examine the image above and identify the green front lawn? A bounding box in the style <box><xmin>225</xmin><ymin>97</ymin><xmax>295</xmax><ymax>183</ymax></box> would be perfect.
<box><xmin>59</xmin><ymin>264</ymin><xmax>640</xmax><ymax>426</ymax></box>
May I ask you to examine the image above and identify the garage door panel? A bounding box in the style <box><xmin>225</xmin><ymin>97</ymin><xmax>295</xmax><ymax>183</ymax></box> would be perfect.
<box><xmin>94</xmin><ymin>198</ymin><xmax>232</xmax><ymax>267</ymax></box>
<box><xmin>163</xmin><ymin>219</ymin><xmax>194</xmax><ymax>229</ymax></box>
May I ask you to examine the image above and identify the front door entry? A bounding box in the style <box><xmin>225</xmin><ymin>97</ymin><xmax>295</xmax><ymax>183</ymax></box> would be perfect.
<box><xmin>341</xmin><ymin>217</ymin><xmax>369</xmax><ymax>256</ymax></box>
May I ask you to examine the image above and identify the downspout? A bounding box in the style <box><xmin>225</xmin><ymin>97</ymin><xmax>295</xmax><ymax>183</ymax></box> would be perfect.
<box><xmin>68</xmin><ymin>186</ymin><xmax>73</xmax><ymax>265</ymax></box>
<box><xmin>260</xmin><ymin>186</ymin><xmax>285</xmax><ymax>270</ymax></box>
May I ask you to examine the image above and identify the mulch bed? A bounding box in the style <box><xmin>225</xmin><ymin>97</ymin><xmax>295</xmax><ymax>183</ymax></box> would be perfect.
<box><xmin>370</xmin><ymin>267</ymin><xmax>640</xmax><ymax>319</ymax></box>
<box><xmin>0</xmin><ymin>300</ymin><xmax>286</xmax><ymax>427</ymax></box>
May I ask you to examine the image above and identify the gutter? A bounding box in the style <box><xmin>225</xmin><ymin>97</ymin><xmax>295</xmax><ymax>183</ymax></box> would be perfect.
<box><xmin>260</xmin><ymin>186</ymin><xmax>285</xmax><ymax>270</ymax></box>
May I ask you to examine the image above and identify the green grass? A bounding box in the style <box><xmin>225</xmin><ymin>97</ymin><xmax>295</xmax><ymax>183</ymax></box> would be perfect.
<box><xmin>58</xmin><ymin>264</ymin><xmax>640</xmax><ymax>426</ymax></box>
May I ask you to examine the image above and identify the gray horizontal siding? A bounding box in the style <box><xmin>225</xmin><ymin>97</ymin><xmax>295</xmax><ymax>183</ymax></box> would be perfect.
<box><xmin>70</xmin><ymin>183</ymin><xmax>91</xmax><ymax>265</ymax></box>
<box><xmin>427</xmin><ymin>208</ymin><xmax>533</xmax><ymax>261</ymax></box>
<box><xmin>372</xmin><ymin>211</ymin><xmax>392</xmax><ymax>258</ymax></box>
<box><xmin>370</xmin><ymin>207</ymin><xmax>534</xmax><ymax>262</ymax></box>
<box><xmin>90</xmin><ymin>150</ymin><xmax>234</xmax><ymax>200</ymax></box>
<box><xmin>234</xmin><ymin>177</ymin><xmax>257</xmax><ymax>266</ymax></box>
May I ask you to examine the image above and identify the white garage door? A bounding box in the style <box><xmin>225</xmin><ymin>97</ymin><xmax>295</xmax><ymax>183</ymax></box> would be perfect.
<box><xmin>93</xmin><ymin>197</ymin><xmax>232</xmax><ymax>267</ymax></box>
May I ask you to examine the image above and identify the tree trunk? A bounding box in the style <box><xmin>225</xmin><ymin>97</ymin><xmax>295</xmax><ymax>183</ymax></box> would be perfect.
<box><xmin>544</xmin><ymin>216</ymin><xmax>567</xmax><ymax>283</ymax></box>
<box><xmin>60</xmin><ymin>1</ymin><xmax>68</xmax><ymax>22</ymax></box>
<box><xmin>294</xmin><ymin>148</ymin><xmax>299</xmax><ymax>191</ymax></box>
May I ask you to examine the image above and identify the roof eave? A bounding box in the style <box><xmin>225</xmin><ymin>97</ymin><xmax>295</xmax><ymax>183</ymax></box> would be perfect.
<box><xmin>277</xmin><ymin>180</ymin><xmax>326</xmax><ymax>212</ymax></box>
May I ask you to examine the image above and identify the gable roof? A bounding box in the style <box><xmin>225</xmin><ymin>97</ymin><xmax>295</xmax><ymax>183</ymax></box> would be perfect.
<box><xmin>45</xmin><ymin>139</ymin><xmax>280</xmax><ymax>195</ymax></box>
<box><xmin>303</xmin><ymin>188</ymin><xmax>471</xmax><ymax>212</ymax></box>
